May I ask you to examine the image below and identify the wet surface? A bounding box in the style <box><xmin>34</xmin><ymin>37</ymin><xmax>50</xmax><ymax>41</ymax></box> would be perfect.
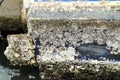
<box><xmin>75</xmin><ymin>43</ymin><xmax>120</xmax><ymax>61</ymax></box>
<box><xmin>0</xmin><ymin>42</ymin><xmax>40</xmax><ymax>80</ymax></box>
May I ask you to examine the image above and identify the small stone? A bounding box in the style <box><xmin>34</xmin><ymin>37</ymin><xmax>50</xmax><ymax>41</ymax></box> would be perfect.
<box><xmin>30</xmin><ymin>59</ymin><xmax>36</xmax><ymax>64</ymax></box>
<box><xmin>76</xmin><ymin>66</ymin><xmax>82</xmax><ymax>69</ymax></box>
<box><xmin>94</xmin><ymin>65</ymin><xmax>100</xmax><ymax>69</ymax></box>
<box><xmin>69</xmin><ymin>66</ymin><xmax>74</xmax><ymax>72</ymax></box>
<box><xmin>14</xmin><ymin>53</ymin><xmax>20</xmax><ymax>58</ymax></box>
<box><xmin>23</xmin><ymin>48</ymin><xmax>28</xmax><ymax>51</ymax></box>
<box><xmin>97</xmin><ymin>37</ymin><xmax>105</xmax><ymax>45</ymax></box>
<box><xmin>28</xmin><ymin>75</ymin><xmax>35</xmax><ymax>79</ymax></box>
<box><xmin>41</xmin><ymin>74</ymin><xmax>45</xmax><ymax>79</ymax></box>
<box><xmin>47</xmin><ymin>49</ymin><xmax>53</xmax><ymax>54</ymax></box>
<box><xmin>110</xmin><ymin>51</ymin><xmax>118</xmax><ymax>55</ymax></box>
<box><xmin>95</xmin><ymin>68</ymin><xmax>99</xmax><ymax>72</ymax></box>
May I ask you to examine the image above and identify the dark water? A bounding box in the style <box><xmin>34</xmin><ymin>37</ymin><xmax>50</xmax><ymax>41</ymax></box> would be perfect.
<box><xmin>0</xmin><ymin>42</ymin><xmax>40</xmax><ymax>80</ymax></box>
<box><xmin>75</xmin><ymin>43</ymin><xmax>120</xmax><ymax>61</ymax></box>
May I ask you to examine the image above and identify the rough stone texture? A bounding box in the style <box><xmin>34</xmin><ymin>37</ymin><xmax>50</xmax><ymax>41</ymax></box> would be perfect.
<box><xmin>4</xmin><ymin>19</ymin><xmax>120</xmax><ymax>64</ymax></box>
<box><xmin>4</xmin><ymin>2</ymin><xmax>120</xmax><ymax>79</ymax></box>
<box><xmin>39</xmin><ymin>61</ymin><xmax>120</xmax><ymax>79</ymax></box>
<box><xmin>29</xmin><ymin>20</ymin><xmax>120</xmax><ymax>57</ymax></box>
<box><xmin>4</xmin><ymin>34</ymin><xmax>35</xmax><ymax>65</ymax></box>
<box><xmin>4</xmin><ymin>2</ymin><xmax>120</xmax><ymax>63</ymax></box>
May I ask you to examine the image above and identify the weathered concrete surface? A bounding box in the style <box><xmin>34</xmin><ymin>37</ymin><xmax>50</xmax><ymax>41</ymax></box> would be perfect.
<box><xmin>4</xmin><ymin>2</ymin><xmax>120</xmax><ymax>79</ymax></box>
<box><xmin>28</xmin><ymin>2</ymin><xmax>120</xmax><ymax>20</ymax></box>
<box><xmin>4</xmin><ymin>34</ymin><xmax>35</xmax><ymax>65</ymax></box>
<box><xmin>39</xmin><ymin>61</ymin><xmax>120</xmax><ymax>79</ymax></box>
<box><xmin>4</xmin><ymin>19</ymin><xmax>120</xmax><ymax>64</ymax></box>
<box><xmin>4</xmin><ymin>1</ymin><xmax>120</xmax><ymax>64</ymax></box>
<box><xmin>29</xmin><ymin>19</ymin><xmax>120</xmax><ymax>61</ymax></box>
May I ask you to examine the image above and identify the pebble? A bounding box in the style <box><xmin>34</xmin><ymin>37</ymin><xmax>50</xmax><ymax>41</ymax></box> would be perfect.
<box><xmin>30</xmin><ymin>59</ymin><xmax>36</xmax><ymax>64</ymax></box>
<box><xmin>14</xmin><ymin>53</ymin><xmax>20</xmax><ymax>58</ymax></box>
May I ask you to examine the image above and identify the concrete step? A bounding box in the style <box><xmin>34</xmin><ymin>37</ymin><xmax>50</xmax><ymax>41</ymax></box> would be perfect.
<box><xmin>3</xmin><ymin>1</ymin><xmax>120</xmax><ymax>79</ymax></box>
<box><xmin>4</xmin><ymin>2</ymin><xmax>120</xmax><ymax>64</ymax></box>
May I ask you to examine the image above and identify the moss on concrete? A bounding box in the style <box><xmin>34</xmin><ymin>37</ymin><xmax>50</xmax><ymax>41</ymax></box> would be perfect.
<box><xmin>0</xmin><ymin>16</ymin><xmax>27</xmax><ymax>35</ymax></box>
<box><xmin>39</xmin><ymin>62</ymin><xmax>120</xmax><ymax>80</ymax></box>
<box><xmin>0</xmin><ymin>0</ymin><xmax>27</xmax><ymax>35</ymax></box>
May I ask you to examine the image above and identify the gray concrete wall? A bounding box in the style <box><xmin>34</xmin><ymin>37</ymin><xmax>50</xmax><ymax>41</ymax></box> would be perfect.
<box><xmin>0</xmin><ymin>0</ymin><xmax>22</xmax><ymax>17</ymax></box>
<box><xmin>0</xmin><ymin>0</ymin><xmax>26</xmax><ymax>36</ymax></box>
